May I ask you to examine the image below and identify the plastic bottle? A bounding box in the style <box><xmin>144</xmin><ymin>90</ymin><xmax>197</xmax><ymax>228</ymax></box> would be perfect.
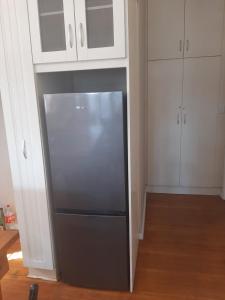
<box><xmin>4</xmin><ymin>205</ymin><xmax>16</xmax><ymax>230</ymax></box>
<box><xmin>0</xmin><ymin>206</ymin><xmax>5</xmax><ymax>230</ymax></box>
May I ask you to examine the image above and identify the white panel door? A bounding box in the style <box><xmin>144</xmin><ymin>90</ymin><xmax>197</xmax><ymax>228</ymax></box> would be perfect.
<box><xmin>148</xmin><ymin>60</ymin><xmax>183</xmax><ymax>186</ymax></box>
<box><xmin>185</xmin><ymin>0</ymin><xmax>224</xmax><ymax>58</ymax></box>
<box><xmin>148</xmin><ymin>0</ymin><xmax>185</xmax><ymax>60</ymax></box>
<box><xmin>27</xmin><ymin>0</ymin><xmax>77</xmax><ymax>63</ymax></box>
<box><xmin>181</xmin><ymin>57</ymin><xmax>221</xmax><ymax>187</ymax></box>
<box><xmin>0</xmin><ymin>0</ymin><xmax>54</xmax><ymax>270</ymax></box>
<box><xmin>74</xmin><ymin>0</ymin><xmax>126</xmax><ymax>60</ymax></box>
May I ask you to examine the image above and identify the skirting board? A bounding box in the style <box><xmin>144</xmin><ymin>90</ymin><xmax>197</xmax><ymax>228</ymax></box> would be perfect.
<box><xmin>28</xmin><ymin>268</ymin><xmax>57</xmax><ymax>281</ymax></box>
<box><xmin>138</xmin><ymin>192</ymin><xmax>147</xmax><ymax>240</ymax></box>
<box><xmin>220</xmin><ymin>190</ymin><xmax>225</xmax><ymax>200</ymax></box>
<box><xmin>147</xmin><ymin>186</ymin><xmax>222</xmax><ymax>196</ymax></box>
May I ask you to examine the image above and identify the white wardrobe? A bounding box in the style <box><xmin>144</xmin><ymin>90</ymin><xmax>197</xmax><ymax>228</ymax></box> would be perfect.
<box><xmin>148</xmin><ymin>0</ymin><xmax>225</xmax><ymax>193</ymax></box>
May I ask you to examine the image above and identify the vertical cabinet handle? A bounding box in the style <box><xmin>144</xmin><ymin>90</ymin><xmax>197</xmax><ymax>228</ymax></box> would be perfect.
<box><xmin>179</xmin><ymin>40</ymin><xmax>183</xmax><ymax>52</ymax></box>
<box><xmin>177</xmin><ymin>107</ymin><xmax>187</xmax><ymax>125</ymax></box>
<box><xmin>182</xmin><ymin>107</ymin><xmax>187</xmax><ymax>125</ymax></box>
<box><xmin>186</xmin><ymin>40</ymin><xmax>190</xmax><ymax>52</ymax></box>
<box><xmin>22</xmin><ymin>140</ymin><xmax>28</xmax><ymax>160</ymax></box>
<box><xmin>80</xmin><ymin>23</ymin><xmax>85</xmax><ymax>48</ymax></box>
<box><xmin>177</xmin><ymin>112</ymin><xmax>180</xmax><ymax>125</ymax></box>
<box><xmin>177</xmin><ymin>106</ymin><xmax>182</xmax><ymax>125</ymax></box>
<box><xmin>68</xmin><ymin>24</ymin><xmax>74</xmax><ymax>48</ymax></box>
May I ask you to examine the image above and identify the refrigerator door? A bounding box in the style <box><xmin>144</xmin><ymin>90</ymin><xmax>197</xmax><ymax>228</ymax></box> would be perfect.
<box><xmin>44</xmin><ymin>92</ymin><xmax>127</xmax><ymax>213</ymax></box>
<box><xmin>55</xmin><ymin>213</ymin><xmax>129</xmax><ymax>291</ymax></box>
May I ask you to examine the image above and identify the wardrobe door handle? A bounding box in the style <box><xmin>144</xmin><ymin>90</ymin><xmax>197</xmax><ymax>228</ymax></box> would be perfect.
<box><xmin>177</xmin><ymin>112</ymin><xmax>180</xmax><ymax>125</ymax></box>
<box><xmin>80</xmin><ymin>23</ymin><xmax>85</xmax><ymax>47</ymax></box>
<box><xmin>68</xmin><ymin>24</ymin><xmax>74</xmax><ymax>49</ymax></box>
<box><xmin>186</xmin><ymin>40</ymin><xmax>190</xmax><ymax>52</ymax></box>
<box><xmin>183</xmin><ymin>113</ymin><xmax>187</xmax><ymax>125</ymax></box>
<box><xmin>179</xmin><ymin>40</ymin><xmax>183</xmax><ymax>52</ymax></box>
<box><xmin>22</xmin><ymin>140</ymin><xmax>28</xmax><ymax>160</ymax></box>
<box><xmin>177</xmin><ymin>106</ymin><xmax>182</xmax><ymax>125</ymax></box>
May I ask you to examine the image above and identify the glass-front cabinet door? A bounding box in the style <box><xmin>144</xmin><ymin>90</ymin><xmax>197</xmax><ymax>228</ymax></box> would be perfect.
<box><xmin>74</xmin><ymin>0</ymin><xmax>126</xmax><ymax>60</ymax></box>
<box><xmin>28</xmin><ymin>0</ymin><xmax>77</xmax><ymax>63</ymax></box>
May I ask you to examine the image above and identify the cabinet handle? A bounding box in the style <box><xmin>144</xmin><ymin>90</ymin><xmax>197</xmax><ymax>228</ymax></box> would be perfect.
<box><xmin>80</xmin><ymin>23</ymin><xmax>85</xmax><ymax>48</ymax></box>
<box><xmin>68</xmin><ymin>24</ymin><xmax>73</xmax><ymax>48</ymax></box>
<box><xmin>179</xmin><ymin>40</ymin><xmax>183</xmax><ymax>52</ymax></box>
<box><xmin>22</xmin><ymin>140</ymin><xmax>28</xmax><ymax>160</ymax></box>
<box><xmin>177</xmin><ymin>112</ymin><xmax>180</xmax><ymax>125</ymax></box>
<box><xmin>177</xmin><ymin>106</ymin><xmax>182</xmax><ymax>125</ymax></box>
<box><xmin>186</xmin><ymin>40</ymin><xmax>190</xmax><ymax>52</ymax></box>
<box><xmin>183</xmin><ymin>113</ymin><xmax>187</xmax><ymax>125</ymax></box>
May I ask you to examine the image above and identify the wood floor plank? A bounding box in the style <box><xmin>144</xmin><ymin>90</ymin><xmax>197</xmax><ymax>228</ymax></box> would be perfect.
<box><xmin>2</xmin><ymin>193</ymin><xmax>225</xmax><ymax>300</ymax></box>
<box><xmin>134</xmin><ymin>269</ymin><xmax>225</xmax><ymax>300</ymax></box>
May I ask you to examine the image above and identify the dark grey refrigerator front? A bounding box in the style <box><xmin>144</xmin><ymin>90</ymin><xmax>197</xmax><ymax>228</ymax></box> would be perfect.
<box><xmin>44</xmin><ymin>92</ymin><xmax>129</xmax><ymax>291</ymax></box>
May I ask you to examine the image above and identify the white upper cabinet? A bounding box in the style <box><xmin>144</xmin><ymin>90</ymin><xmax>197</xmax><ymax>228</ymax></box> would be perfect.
<box><xmin>74</xmin><ymin>0</ymin><xmax>126</xmax><ymax>61</ymax></box>
<box><xmin>185</xmin><ymin>0</ymin><xmax>224</xmax><ymax>58</ymax></box>
<box><xmin>148</xmin><ymin>0</ymin><xmax>225</xmax><ymax>60</ymax></box>
<box><xmin>148</xmin><ymin>0</ymin><xmax>185</xmax><ymax>60</ymax></box>
<box><xmin>28</xmin><ymin>0</ymin><xmax>77</xmax><ymax>63</ymax></box>
<box><xmin>28</xmin><ymin>0</ymin><xmax>126</xmax><ymax>63</ymax></box>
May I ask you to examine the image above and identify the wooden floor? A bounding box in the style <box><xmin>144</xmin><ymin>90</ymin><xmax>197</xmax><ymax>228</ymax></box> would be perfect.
<box><xmin>2</xmin><ymin>193</ymin><xmax>225</xmax><ymax>300</ymax></box>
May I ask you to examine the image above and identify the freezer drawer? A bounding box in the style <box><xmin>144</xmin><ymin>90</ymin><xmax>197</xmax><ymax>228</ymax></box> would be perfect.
<box><xmin>54</xmin><ymin>213</ymin><xmax>129</xmax><ymax>291</ymax></box>
<box><xmin>44</xmin><ymin>92</ymin><xmax>127</xmax><ymax>213</ymax></box>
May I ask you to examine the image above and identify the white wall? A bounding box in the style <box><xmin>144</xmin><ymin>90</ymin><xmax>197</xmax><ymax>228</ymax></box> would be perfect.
<box><xmin>0</xmin><ymin>95</ymin><xmax>15</xmax><ymax>210</ymax></box>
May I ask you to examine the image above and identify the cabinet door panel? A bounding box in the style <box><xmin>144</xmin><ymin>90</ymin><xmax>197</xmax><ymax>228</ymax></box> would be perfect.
<box><xmin>185</xmin><ymin>0</ymin><xmax>224</xmax><ymax>58</ymax></box>
<box><xmin>148</xmin><ymin>60</ymin><xmax>183</xmax><ymax>186</ymax></box>
<box><xmin>181</xmin><ymin>57</ymin><xmax>221</xmax><ymax>187</ymax></box>
<box><xmin>74</xmin><ymin>0</ymin><xmax>125</xmax><ymax>60</ymax></box>
<box><xmin>0</xmin><ymin>0</ymin><xmax>54</xmax><ymax>269</ymax></box>
<box><xmin>148</xmin><ymin>0</ymin><xmax>185</xmax><ymax>60</ymax></box>
<box><xmin>28</xmin><ymin>0</ymin><xmax>77</xmax><ymax>63</ymax></box>
<box><xmin>85</xmin><ymin>0</ymin><xmax>114</xmax><ymax>49</ymax></box>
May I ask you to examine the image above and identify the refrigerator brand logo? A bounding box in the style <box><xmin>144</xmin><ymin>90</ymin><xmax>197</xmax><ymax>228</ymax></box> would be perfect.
<box><xmin>76</xmin><ymin>106</ymin><xmax>86</xmax><ymax>110</ymax></box>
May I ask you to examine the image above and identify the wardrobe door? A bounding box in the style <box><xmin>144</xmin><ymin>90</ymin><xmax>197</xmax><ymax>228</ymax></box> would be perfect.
<box><xmin>148</xmin><ymin>0</ymin><xmax>185</xmax><ymax>60</ymax></box>
<box><xmin>185</xmin><ymin>0</ymin><xmax>224</xmax><ymax>58</ymax></box>
<box><xmin>148</xmin><ymin>60</ymin><xmax>183</xmax><ymax>186</ymax></box>
<box><xmin>181</xmin><ymin>57</ymin><xmax>221</xmax><ymax>187</ymax></box>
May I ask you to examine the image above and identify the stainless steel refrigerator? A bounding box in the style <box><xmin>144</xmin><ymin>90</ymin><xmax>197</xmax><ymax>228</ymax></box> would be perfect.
<box><xmin>44</xmin><ymin>92</ymin><xmax>129</xmax><ymax>291</ymax></box>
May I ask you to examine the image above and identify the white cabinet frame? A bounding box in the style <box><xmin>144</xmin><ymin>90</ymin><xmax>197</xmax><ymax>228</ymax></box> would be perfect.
<box><xmin>27</xmin><ymin>0</ymin><xmax>77</xmax><ymax>64</ymax></box>
<box><xmin>74</xmin><ymin>0</ymin><xmax>126</xmax><ymax>60</ymax></box>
